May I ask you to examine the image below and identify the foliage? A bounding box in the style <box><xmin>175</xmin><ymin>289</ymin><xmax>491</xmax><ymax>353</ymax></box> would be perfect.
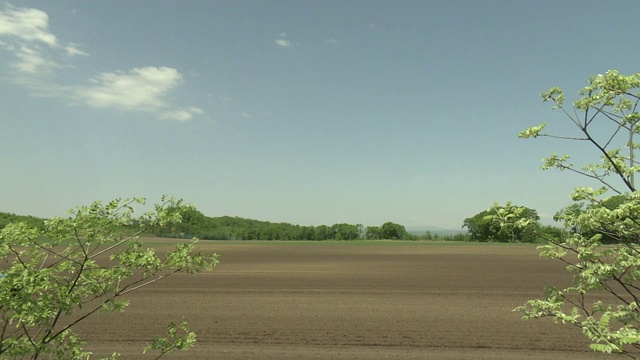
<box><xmin>380</xmin><ymin>222</ymin><xmax>407</xmax><ymax>240</ymax></box>
<box><xmin>153</xmin><ymin>208</ymin><xmax>413</xmax><ymax>241</ymax></box>
<box><xmin>506</xmin><ymin>70</ymin><xmax>640</xmax><ymax>357</ymax></box>
<box><xmin>553</xmin><ymin>195</ymin><xmax>631</xmax><ymax>244</ymax></box>
<box><xmin>0</xmin><ymin>197</ymin><xmax>219</xmax><ymax>359</ymax></box>
<box><xmin>144</xmin><ymin>320</ymin><xmax>196</xmax><ymax>360</ymax></box>
<box><xmin>365</xmin><ymin>226</ymin><xmax>382</xmax><ymax>240</ymax></box>
<box><xmin>0</xmin><ymin>212</ymin><xmax>44</xmax><ymax>232</ymax></box>
<box><xmin>362</xmin><ymin>222</ymin><xmax>409</xmax><ymax>240</ymax></box>
<box><xmin>462</xmin><ymin>203</ymin><xmax>540</xmax><ymax>242</ymax></box>
<box><xmin>329</xmin><ymin>223</ymin><xmax>363</xmax><ymax>240</ymax></box>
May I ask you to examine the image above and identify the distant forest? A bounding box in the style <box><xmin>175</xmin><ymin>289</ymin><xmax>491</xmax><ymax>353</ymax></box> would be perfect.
<box><xmin>0</xmin><ymin>212</ymin><xmax>46</xmax><ymax>231</ymax></box>
<box><xmin>0</xmin><ymin>208</ymin><xmax>468</xmax><ymax>241</ymax></box>
<box><xmin>149</xmin><ymin>207</ymin><xmax>469</xmax><ymax>241</ymax></box>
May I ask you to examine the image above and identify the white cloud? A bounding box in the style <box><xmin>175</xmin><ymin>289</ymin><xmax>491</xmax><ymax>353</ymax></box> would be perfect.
<box><xmin>75</xmin><ymin>67</ymin><xmax>206</xmax><ymax>120</ymax></box>
<box><xmin>239</xmin><ymin>112</ymin><xmax>251</xmax><ymax>118</ymax></box>
<box><xmin>275</xmin><ymin>33</ymin><xmax>292</xmax><ymax>48</ymax></box>
<box><xmin>0</xmin><ymin>4</ymin><xmax>202</xmax><ymax>122</ymax></box>
<box><xmin>0</xmin><ymin>4</ymin><xmax>87</xmax><ymax>60</ymax></box>
<box><xmin>0</xmin><ymin>5</ymin><xmax>58</xmax><ymax>47</ymax></box>
<box><xmin>13</xmin><ymin>45</ymin><xmax>59</xmax><ymax>74</ymax></box>
<box><xmin>275</xmin><ymin>39</ymin><xmax>291</xmax><ymax>47</ymax></box>
<box><xmin>65</xmin><ymin>44</ymin><xmax>88</xmax><ymax>56</ymax></box>
<box><xmin>189</xmin><ymin>107</ymin><xmax>204</xmax><ymax>114</ymax></box>
<box><xmin>77</xmin><ymin>67</ymin><xmax>182</xmax><ymax>110</ymax></box>
<box><xmin>159</xmin><ymin>107</ymin><xmax>204</xmax><ymax>121</ymax></box>
<box><xmin>0</xmin><ymin>3</ymin><xmax>86</xmax><ymax>79</ymax></box>
<box><xmin>159</xmin><ymin>110</ymin><xmax>192</xmax><ymax>121</ymax></box>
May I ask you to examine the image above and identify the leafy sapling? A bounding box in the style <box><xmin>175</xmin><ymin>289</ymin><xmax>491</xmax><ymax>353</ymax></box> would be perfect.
<box><xmin>501</xmin><ymin>71</ymin><xmax>640</xmax><ymax>357</ymax></box>
<box><xmin>0</xmin><ymin>196</ymin><xmax>218</xmax><ymax>359</ymax></box>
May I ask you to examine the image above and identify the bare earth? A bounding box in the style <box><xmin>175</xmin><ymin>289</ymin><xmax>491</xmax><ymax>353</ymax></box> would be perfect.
<box><xmin>78</xmin><ymin>241</ymin><xmax>607</xmax><ymax>359</ymax></box>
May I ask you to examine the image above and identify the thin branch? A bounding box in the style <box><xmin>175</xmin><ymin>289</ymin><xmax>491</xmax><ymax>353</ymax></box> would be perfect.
<box><xmin>553</xmin><ymin>164</ymin><xmax>623</xmax><ymax>194</ymax></box>
<box><xmin>579</xmin><ymin>292</ymin><xmax>591</xmax><ymax>317</ymax></box>
<box><xmin>590</xmin><ymin>104</ymin><xmax>626</xmax><ymax>129</ymax></box>
<box><xmin>624</xmin><ymin>92</ymin><xmax>640</xmax><ymax>101</ymax></box>
<box><xmin>152</xmin><ymin>349</ymin><xmax>170</xmax><ymax>360</ymax></box>
<box><xmin>578</xmin><ymin>127</ymin><xmax>635</xmax><ymax>192</ymax></box>
<box><xmin>118</xmin><ymin>268</ymin><xmax>182</xmax><ymax>296</ymax></box>
<box><xmin>602</xmin><ymin>122</ymin><xmax>624</xmax><ymax>150</ymax></box>
<box><xmin>558</xmin><ymin>104</ymin><xmax>582</xmax><ymax>129</ymax></box>
<box><xmin>74</xmin><ymin>228</ymin><xmax>88</xmax><ymax>259</ymax></box>
<box><xmin>600</xmin><ymin>280</ymin><xmax>631</xmax><ymax>306</ymax></box>
<box><xmin>614</xmin><ymin>273</ymin><xmax>640</xmax><ymax>306</ymax></box>
<box><xmin>46</xmin><ymin>268</ymin><xmax>182</xmax><ymax>342</ymax></box>
<box><xmin>32</xmin><ymin>241</ymin><xmax>82</xmax><ymax>268</ymax></box>
<box><xmin>88</xmin><ymin>227</ymin><xmax>150</xmax><ymax>260</ymax></box>
<box><xmin>21</xmin><ymin>322</ymin><xmax>38</xmax><ymax>357</ymax></box>
<box><xmin>42</xmin><ymin>247</ymin><xmax>90</xmax><ymax>344</ymax></box>
<box><xmin>538</xmin><ymin>134</ymin><xmax>589</xmax><ymax>141</ymax></box>
<box><xmin>0</xmin><ymin>314</ymin><xmax>10</xmax><ymax>355</ymax></box>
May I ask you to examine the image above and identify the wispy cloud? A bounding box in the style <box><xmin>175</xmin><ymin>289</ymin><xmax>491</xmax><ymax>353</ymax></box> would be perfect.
<box><xmin>0</xmin><ymin>4</ymin><xmax>63</xmax><ymax>48</ymax></box>
<box><xmin>0</xmin><ymin>3</ymin><xmax>201</xmax><ymax>121</ymax></box>
<box><xmin>0</xmin><ymin>3</ymin><xmax>88</xmax><ymax>71</ymax></box>
<box><xmin>275</xmin><ymin>39</ymin><xmax>290</xmax><ymax>47</ymax></box>
<box><xmin>65</xmin><ymin>44</ymin><xmax>87</xmax><ymax>57</ymax></box>
<box><xmin>12</xmin><ymin>45</ymin><xmax>60</xmax><ymax>74</ymax></box>
<box><xmin>275</xmin><ymin>32</ymin><xmax>292</xmax><ymax>48</ymax></box>
<box><xmin>158</xmin><ymin>107</ymin><xmax>204</xmax><ymax>121</ymax></box>
<box><xmin>77</xmin><ymin>67</ymin><xmax>180</xmax><ymax>109</ymax></box>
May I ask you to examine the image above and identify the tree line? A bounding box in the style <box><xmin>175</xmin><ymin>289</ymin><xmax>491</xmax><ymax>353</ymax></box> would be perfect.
<box><xmin>151</xmin><ymin>207</ymin><xmax>420</xmax><ymax>240</ymax></box>
<box><xmin>0</xmin><ymin>207</ymin><xmax>473</xmax><ymax>241</ymax></box>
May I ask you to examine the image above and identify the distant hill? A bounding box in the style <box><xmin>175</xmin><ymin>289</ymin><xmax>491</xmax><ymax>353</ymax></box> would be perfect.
<box><xmin>0</xmin><ymin>211</ymin><xmax>45</xmax><ymax>230</ymax></box>
<box><xmin>406</xmin><ymin>226</ymin><xmax>466</xmax><ymax>235</ymax></box>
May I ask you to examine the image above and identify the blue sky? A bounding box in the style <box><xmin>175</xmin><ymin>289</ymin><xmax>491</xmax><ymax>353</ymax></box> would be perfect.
<box><xmin>1</xmin><ymin>1</ymin><xmax>639</xmax><ymax>229</ymax></box>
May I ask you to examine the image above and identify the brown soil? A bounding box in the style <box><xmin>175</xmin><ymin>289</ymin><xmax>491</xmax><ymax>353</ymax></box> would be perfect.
<box><xmin>78</xmin><ymin>241</ymin><xmax>607</xmax><ymax>359</ymax></box>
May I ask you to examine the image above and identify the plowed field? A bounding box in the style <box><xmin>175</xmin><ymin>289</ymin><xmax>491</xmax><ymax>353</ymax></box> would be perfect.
<box><xmin>79</xmin><ymin>241</ymin><xmax>607</xmax><ymax>359</ymax></box>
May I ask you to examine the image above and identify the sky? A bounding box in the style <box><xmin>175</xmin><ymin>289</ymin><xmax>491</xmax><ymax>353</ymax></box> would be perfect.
<box><xmin>1</xmin><ymin>1</ymin><xmax>639</xmax><ymax>230</ymax></box>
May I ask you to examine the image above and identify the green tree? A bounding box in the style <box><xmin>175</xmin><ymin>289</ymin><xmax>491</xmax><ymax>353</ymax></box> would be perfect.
<box><xmin>365</xmin><ymin>226</ymin><xmax>381</xmax><ymax>239</ymax></box>
<box><xmin>505</xmin><ymin>70</ymin><xmax>640</xmax><ymax>357</ymax></box>
<box><xmin>462</xmin><ymin>204</ymin><xmax>540</xmax><ymax>242</ymax></box>
<box><xmin>552</xmin><ymin>195</ymin><xmax>629</xmax><ymax>244</ymax></box>
<box><xmin>0</xmin><ymin>197</ymin><xmax>218</xmax><ymax>359</ymax></box>
<box><xmin>536</xmin><ymin>225</ymin><xmax>564</xmax><ymax>243</ymax></box>
<box><xmin>462</xmin><ymin>209</ymin><xmax>499</xmax><ymax>242</ymax></box>
<box><xmin>315</xmin><ymin>225</ymin><xmax>329</xmax><ymax>240</ymax></box>
<box><xmin>329</xmin><ymin>223</ymin><xmax>361</xmax><ymax>240</ymax></box>
<box><xmin>300</xmin><ymin>226</ymin><xmax>316</xmax><ymax>240</ymax></box>
<box><xmin>379</xmin><ymin>222</ymin><xmax>407</xmax><ymax>240</ymax></box>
